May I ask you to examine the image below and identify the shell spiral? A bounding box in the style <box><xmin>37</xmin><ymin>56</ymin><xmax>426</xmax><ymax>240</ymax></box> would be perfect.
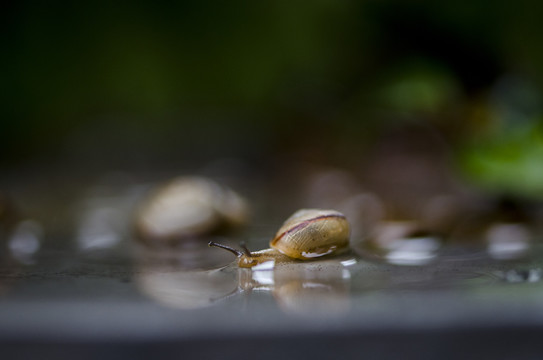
<box><xmin>270</xmin><ymin>209</ymin><xmax>350</xmax><ymax>260</ymax></box>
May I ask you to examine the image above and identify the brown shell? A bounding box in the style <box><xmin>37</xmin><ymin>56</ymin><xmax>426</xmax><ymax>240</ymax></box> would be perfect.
<box><xmin>270</xmin><ymin>209</ymin><xmax>350</xmax><ymax>260</ymax></box>
<box><xmin>136</xmin><ymin>176</ymin><xmax>248</xmax><ymax>243</ymax></box>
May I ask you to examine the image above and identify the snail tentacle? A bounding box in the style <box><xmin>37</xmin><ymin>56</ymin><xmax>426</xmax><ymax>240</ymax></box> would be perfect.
<box><xmin>208</xmin><ymin>241</ymin><xmax>243</xmax><ymax>257</ymax></box>
<box><xmin>239</xmin><ymin>242</ymin><xmax>252</xmax><ymax>257</ymax></box>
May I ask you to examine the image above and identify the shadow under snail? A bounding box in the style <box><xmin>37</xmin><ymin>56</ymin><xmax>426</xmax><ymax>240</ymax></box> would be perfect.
<box><xmin>209</xmin><ymin>209</ymin><xmax>351</xmax><ymax>268</ymax></box>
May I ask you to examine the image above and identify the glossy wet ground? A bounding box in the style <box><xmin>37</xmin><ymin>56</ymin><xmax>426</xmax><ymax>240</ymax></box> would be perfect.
<box><xmin>1</xmin><ymin>239</ymin><xmax>543</xmax><ymax>359</ymax></box>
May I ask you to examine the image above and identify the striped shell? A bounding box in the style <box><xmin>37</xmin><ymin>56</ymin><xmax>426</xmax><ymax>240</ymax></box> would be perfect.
<box><xmin>270</xmin><ymin>209</ymin><xmax>350</xmax><ymax>260</ymax></box>
<box><xmin>136</xmin><ymin>176</ymin><xmax>248</xmax><ymax>243</ymax></box>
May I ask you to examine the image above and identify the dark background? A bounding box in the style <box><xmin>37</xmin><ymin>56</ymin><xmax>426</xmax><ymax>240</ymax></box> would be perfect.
<box><xmin>2</xmin><ymin>0</ymin><xmax>543</xmax><ymax>197</ymax></box>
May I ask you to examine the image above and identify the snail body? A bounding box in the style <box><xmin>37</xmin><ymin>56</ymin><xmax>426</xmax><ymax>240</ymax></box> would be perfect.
<box><xmin>209</xmin><ymin>209</ymin><xmax>350</xmax><ymax>268</ymax></box>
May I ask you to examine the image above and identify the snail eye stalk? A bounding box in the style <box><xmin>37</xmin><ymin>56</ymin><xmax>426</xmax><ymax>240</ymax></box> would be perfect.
<box><xmin>239</xmin><ymin>242</ymin><xmax>252</xmax><ymax>257</ymax></box>
<box><xmin>208</xmin><ymin>241</ymin><xmax>243</xmax><ymax>257</ymax></box>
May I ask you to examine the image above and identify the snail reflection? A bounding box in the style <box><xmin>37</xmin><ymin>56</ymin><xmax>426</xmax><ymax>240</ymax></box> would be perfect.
<box><xmin>136</xmin><ymin>251</ymin><xmax>354</xmax><ymax>317</ymax></box>
<box><xmin>136</xmin><ymin>208</ymin><xmax>354</xmax><ymax>316</ymax></box>
<box><xmin>239</xmin><ymin>257</ymin><xmax>353</xmax><ymax>317</ymax></box>
<box><xmin>134</xmin><ymin>237</ymin><xmax>240</xmax><ymax>309</ymax></box>
<box><xmin>137</xmin><ymin>264</ymin><xmax>239</xmax><ymax>310</ymax></box>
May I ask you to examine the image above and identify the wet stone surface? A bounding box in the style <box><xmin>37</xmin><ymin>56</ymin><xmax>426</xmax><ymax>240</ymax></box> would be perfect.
<box><xmin>1</xmin><ymin>243</ymin><xmax>543</xmax><ymax>339</ymax></box>
<box><xmin>1</xmin><ymin>181</ymin><xmax>543</xmax><ymax>359</ymax></box>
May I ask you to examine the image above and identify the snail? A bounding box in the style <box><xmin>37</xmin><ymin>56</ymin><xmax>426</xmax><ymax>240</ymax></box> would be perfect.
<box><xmin>209</xmin><ymin>209</ymin><xmax>350</xmax><ymax>268</ymax></box>
<box><xmin>135</xmin><ymin>176</ymin><xmax>248</xmax><ymax>245</ymax></box>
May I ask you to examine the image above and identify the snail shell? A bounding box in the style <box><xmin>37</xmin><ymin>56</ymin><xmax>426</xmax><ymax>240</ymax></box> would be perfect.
<box><xmin>209</xmin><ymin>209</ymin><xmax>350</xmax><ymax>268</ymax></box>
<box><xmin>270</xmin><ymin>209</ymin><xmax>350</xmax><ymax>260</ymax></box>
<box><xmin>135</xmin><ymin>176</ymin><xmax>248</xmax><ymax>244</ymax></box>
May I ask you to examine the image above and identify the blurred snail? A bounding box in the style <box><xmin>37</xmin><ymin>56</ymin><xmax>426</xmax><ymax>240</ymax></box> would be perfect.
<box><xmin>135</xmin><ymin>176</ymin><xmax>248</xmax><ymax>244</ymax></box>
<box><xmin>209</xmin><ymin>209</ymin><xmax>350</xmax><ymax>268</ymax></box>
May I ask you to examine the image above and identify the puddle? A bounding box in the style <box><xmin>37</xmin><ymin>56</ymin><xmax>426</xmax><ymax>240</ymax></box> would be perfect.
<box><xmin>134</xmin><ymin>242</ymin><xmax>543</xmax><ymax>317</ymax></box>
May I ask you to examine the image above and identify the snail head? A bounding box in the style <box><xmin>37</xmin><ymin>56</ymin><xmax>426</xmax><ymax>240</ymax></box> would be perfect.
<box><xmin>208</xmin><ymin>241</ymin><xmax>258</xmax><ymax>267</ymax></box>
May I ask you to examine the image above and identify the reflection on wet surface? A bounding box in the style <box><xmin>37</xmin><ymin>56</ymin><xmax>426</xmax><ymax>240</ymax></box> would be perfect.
<box><xmin>485</xmin><ymin>223</ymin><xmax>533</xmax><ymax>259</ymax></box>
<box><xmin>137</xmin><ymin>266</ymin><xmax>238</xmax><ymax>309</ymax></box>
<box><xmin>498</xmin><ymin>268</ymin><xmax>542</xmax><ymax>283</ymax></box>
<box><xmin>1</xmin><ymin>175</ymin><xmax>543</xmax><ymax>346</ymax></box>
<box><xmin>7</xmin><ymin>220</ymin><xmax>43</xmax><ymax>264</ymax></box>
<box><xmin>353</xmin><ymin>221</ymin><xmax>443</xmax><ymax>265</ymax></box>
<box><xmin>1</xmin><ymin>217</ymin><xmax>543</xmax><ymax>359</ymax></box>
<box><xmin>135</xmin><ymin>247</ymin><xmax>356</xmax><ymax>316</ymax></box>
<box><xmin>133</xmin><ymin>240</ymin><xmax>543</xmax><ymax>318</ymax></box>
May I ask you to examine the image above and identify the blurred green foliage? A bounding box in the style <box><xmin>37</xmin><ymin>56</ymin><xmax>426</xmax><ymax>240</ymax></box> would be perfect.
<box><xmin>459</xmin><ymin>76</ymin><xmax>543</xmax><ymax>198</ymax></box>
<box><xmin>461</xmin><ymin>121</ymin><xmax>543</xmax><ymax>197</ymax></box>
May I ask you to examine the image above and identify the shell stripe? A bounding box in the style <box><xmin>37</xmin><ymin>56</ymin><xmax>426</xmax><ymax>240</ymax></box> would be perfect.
<box><xmin>270</xmin><ymin>214</ymin><xmax>346</xmax><ymax>246</ymax></box>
